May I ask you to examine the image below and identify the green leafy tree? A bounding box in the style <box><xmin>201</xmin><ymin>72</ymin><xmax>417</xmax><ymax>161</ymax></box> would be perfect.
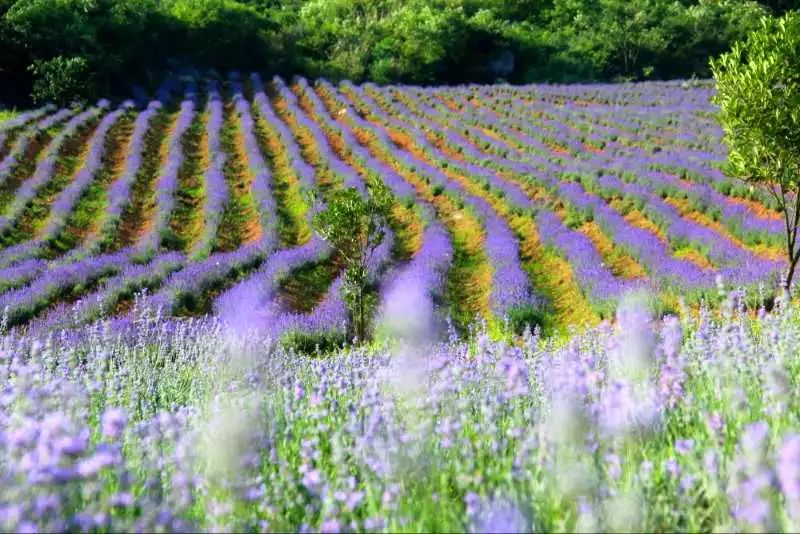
<box><xmin>311</xmin><ymin>180</ymin><xmax>393</xmax><ymax>341</ymax></box>
<box><xmin>712</xmin><ymin>12</ymin><xmax>800</xmax><ymax>290</ymax></box>
<box><xmin>28</xmin><ymin>55</ymin><xmax>93</xmax><ymax>104</ymax></box>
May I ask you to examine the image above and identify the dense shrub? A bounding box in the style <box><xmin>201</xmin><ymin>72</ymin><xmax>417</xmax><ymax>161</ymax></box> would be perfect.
<box><xmin>0</xmin><ymin>0</ymin><xmax>790</xmax><ymax>104</ymax></box>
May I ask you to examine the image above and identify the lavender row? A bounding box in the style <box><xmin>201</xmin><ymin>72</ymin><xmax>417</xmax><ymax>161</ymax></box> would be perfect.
<box><xmin>0</xmin><ymin>249</ymin><xmax>132</xmax><ymax>327</ymax></box>
<box><xmin>42</xmin><ymin>104</ymin><xmax>131</xmax><ymax>240</ymax></box>
<box><xmin>384</xmin><ymin>84</ymin><xmax>723</xmax><ymax>297</ymax></box>
<box><xmin>330</xmin><ymin>80</ymin><xmax>540</xmax><ymax>317</ymax></box>
<box><xmin>0</xmin><ymin>105</ymin><xmax>127</xmax><ymax>266</ymax></box>
<box><xmin>296</xmin><ymin>80</ymin><xmax>456</xmax><ymax>330</ymax></box>
<box><xmin>30</xmin><ymin>252</ymin><xmax>184</xmax><ymax>333</ymax></box>
<box><xmin>93</xmin><ymin>101</ymin><xmax>163</xmax><ymax>249</ymax></box>
<box><xmin>403</xmin><ymin>97</ymin><xmax>736</xmax><ymax>291</ymax></box>
<box><xmin>459</xmin><ymin>92</ymin><xmax>784</xmax><ymax>242</ymax></box>
<box><xmin>137</xmin><ymin>97</ymin><xmax>196</xmax><ymax>253</ymax></box>
<box><xmin>344</xmin><ymin>82</ymin><xmax>627</xmax><ymax>306</ymax></box>
<box><xmin>263</xmin><ymin>227</ymin><xmax>394</xmax><ymax>341</ymax></box>
<box><xmin>211</xmin><ymin>75</ymin><xmax>335</xmax><ymax>334</ymax></box>
<box><xmin>276</xmin><ymin>77</ymin><xmax>365</xmax><ymax>192</ymax></box>
<box><xmin>390</xmin><ymin>85</ymin><xmax>781</xmax><ymax>290</ymax></box>
<box><xmin>0</xmin><ymin>105</ymin><xmax>55</xmax><ymax>133</ymax></box>
<box><xmin>250</xmin><ymin>74</ymin><xmax>317</xmax><ymax>192</ymax></box>
<box><xmin>267</xmin><ymin>78</ymin><xmax>402</xmax><ymax>337</ymax></box>
<box><xmin>0</xmin><ymin>104</ymin><xmax>107</xmax><ymax>234</ymax></box>
<box><xmin>0</xmin><ymin>257</ymin><xmax>50</xmax><ymax>295</ymax></box>
<box><xmin>0</xmin><ymin>105</ymin><xmax>55</xmax><ymax>153</ymax></box>
<box><xmin>193</xmin><ymin>81</ymin><xmax>227</xmax><ymax>257</ymax></box>
<box><xmin>215</xmin><ymin>237</ymin><xmax>330</xmax><ymax>334</ymax></box>
<box><xmin>141</xmin><ymin>242</ymin><xmax>266</xmax><ymax>317</ymax></box>
<box><xmin>295</xmin><ymin>79</ymin><xmax>417</xmax><ymax>200</ymax></box>
<box><xmin>377</xmin><ymin>220</ymin><xmax>453</xmax><ymax>338</ymax></box>
<box><xmin>0</xmin><ymin>107</ymin><xmax>78</xmax><ymax>189</ymax></box>
<box><xmin>436</xmin><ymin>85</ymin><xmax>781</xmax><ymax>240</ymax></box>
<box><xmin>386</xmin><ymin>85</ymin><xmax>640</xmax><ymax>303</ymax></box>
<box><xmin>214</xmin><ymin>76</ymin><xmax>391</xmax><ymax>339</ymax></box>
<box><xmin>396</xmin><ymin>92</ymin><xmax>752</xmax><ymax>272</ymax></box>
<box><xmin>231</xmin><ymin>81</ymin><xmax>279</xmax><ymax>249</ymax></box>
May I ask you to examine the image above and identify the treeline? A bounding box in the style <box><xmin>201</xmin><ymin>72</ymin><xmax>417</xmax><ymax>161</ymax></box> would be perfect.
<box><xmin>0</xmin><ymin>0</ymin><xmax>793</xmax><ymax>105</ymax></box>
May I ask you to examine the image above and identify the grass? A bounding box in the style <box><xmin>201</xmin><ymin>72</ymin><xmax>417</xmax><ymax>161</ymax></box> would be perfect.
<box><xmin>578</xmin><ymin>221</ymin><xmax>648</xmax><ymax>280</ymax></box>
<box><xmin>0</xmin><ymin>109</ymin><xmax>18</xmax><ymax>121</ymax></box>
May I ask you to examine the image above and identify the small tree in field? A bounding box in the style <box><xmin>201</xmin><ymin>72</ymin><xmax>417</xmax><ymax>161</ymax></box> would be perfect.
<box><xmin>311</xmin><ymin>180</ymin><xmax>393</xmax><ymax>341</ymax></box>
<box><xmin>712</xmin><ymin>12</ymin><xmax>800</xmax><ymax>290</ymax></box>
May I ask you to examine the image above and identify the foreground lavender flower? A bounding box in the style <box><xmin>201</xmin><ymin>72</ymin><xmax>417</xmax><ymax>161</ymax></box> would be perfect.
<box><xmin>0</xmin><ymin>289</ymin><xmax>799</xmax><ymax>532</ymax></box>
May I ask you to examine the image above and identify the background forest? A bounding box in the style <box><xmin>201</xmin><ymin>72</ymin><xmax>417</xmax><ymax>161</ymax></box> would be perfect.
<box><xmin>0</xmin><ymin>0</ymin><xmax>793</xmax><ymax>105</ymax></box>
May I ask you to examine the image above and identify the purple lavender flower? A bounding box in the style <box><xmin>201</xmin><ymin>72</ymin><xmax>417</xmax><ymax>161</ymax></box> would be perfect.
<box><xmin>100</xmin><ymin>408</ymin><xmax>127</xmax><ymax>441</ymax></box>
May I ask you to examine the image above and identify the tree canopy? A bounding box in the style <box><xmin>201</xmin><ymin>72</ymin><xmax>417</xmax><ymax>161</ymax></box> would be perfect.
<box><xmin>311</xmin><ymin>181</ymin><xmax>393</xmax><ymax>341</ymax></box>
<box><xmin>0</xmin><ymin>0</ymin><xmax>790</xmax><ymax>105</ymax></box>
<box><xmin>712</xmin><ymin>11</ymin><xmax>800</xmax><ymax>289</ymax></box>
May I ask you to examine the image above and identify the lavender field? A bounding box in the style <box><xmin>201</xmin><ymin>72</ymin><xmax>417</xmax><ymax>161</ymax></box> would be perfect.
<box><xmin>0</xmin><ymin>76</ymin><xmax>788</xmax><ymax>337</ymax></box>
<box><xmin>0</xmin><ymin>75</ymin><xmax>797</xmax><ymax>531</ymax></box>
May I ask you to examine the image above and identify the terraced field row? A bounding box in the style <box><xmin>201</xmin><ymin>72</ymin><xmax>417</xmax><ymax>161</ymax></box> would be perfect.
<box><xmin>0</xmin><ymin>77</ymin><xmax>785</xmax><ymax>339</ymax></box>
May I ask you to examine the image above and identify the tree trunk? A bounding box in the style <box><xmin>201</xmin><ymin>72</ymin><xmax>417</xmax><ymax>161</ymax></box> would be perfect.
<box><xmin>787</xmin><ymin>251</ymin><xmax>800</xmax><ymax>292</ymax></box>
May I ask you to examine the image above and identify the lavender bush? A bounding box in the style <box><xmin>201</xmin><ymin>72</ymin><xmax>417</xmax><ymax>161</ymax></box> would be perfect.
<box><xmin>1</xmin><ymin>290</ymin><xmax>799</xmax><ymax>531</ymax></box>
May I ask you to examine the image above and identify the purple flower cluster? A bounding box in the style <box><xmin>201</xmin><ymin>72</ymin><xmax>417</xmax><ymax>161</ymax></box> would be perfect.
<box><xmin>1</xmin><ymin>278</ymin><xmax>800</xmax><ymax>530</ymax></box>
<box><xmin>215</xmin><ymin>236</ymin><xmax>330</xmax><ymax>334</ymax></box>
<box><xmin>0</xmin><ymin>257</ymin><xmax>50</xmax><ymax>294</ymax></box>
<box><xmin>377</xmin><ymin>220</ymin><xmax>453</xmax><ymax>339</ymax></box>
<box><xmin>142</xmin><ymin>242</ymin><xmax>266</xmax><ymax>315</ymax></box>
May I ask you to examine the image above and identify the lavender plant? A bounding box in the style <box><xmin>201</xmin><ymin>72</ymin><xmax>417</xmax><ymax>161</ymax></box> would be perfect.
<box><xmin>0</xmin><ymin>289</ymin><xmax>799</xmax><ymax>531</ymax></box>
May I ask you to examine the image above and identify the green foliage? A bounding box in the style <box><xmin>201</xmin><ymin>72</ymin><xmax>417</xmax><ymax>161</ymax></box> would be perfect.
<box><xmin>311</xmin><ymin>179</ymin><xmax>393</xmax><ymax>340</ymax></box>
<box><xmin>280</xmin><ymin>329</ymin><xmax>347</xmax><ymax>355</ymax></box>
<box><xmin>712</xmin><ymin>11</ymin><xmax>800</xmax><ymax>288</ymax></box>
<box><xmin>29</xmin><ymin>56</ymin><xmax>93</xmax><ymax>104</ymax></box>
<box><xmin>504</xmin><ymin>304</ymin><xmax>549</xmax><ymax>337</ymax></box>
<box><xmin>0</xmin><ymin>0</ymin><xmax>786</xmax><ymax>104</ymax></box>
